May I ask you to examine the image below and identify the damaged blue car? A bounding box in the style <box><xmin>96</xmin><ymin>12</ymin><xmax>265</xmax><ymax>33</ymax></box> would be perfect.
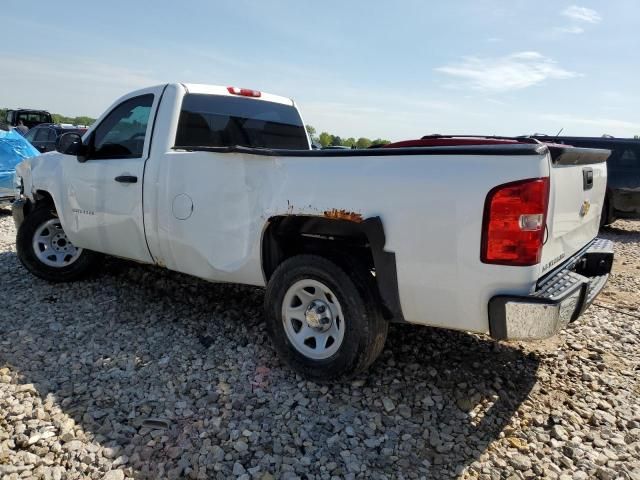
<box><xmin>0</xmin><ymin>129</ymin><xmax>40</xmax><ymax>204</ymax></box>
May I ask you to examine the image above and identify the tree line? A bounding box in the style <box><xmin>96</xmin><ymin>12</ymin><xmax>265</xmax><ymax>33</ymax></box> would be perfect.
<box><xmin>50</xmin><ymin>113</ymin><xmax>96</xmax><ymax>126</ymax></box>
<box><xmin>305</xmin><ymin>125</ymin><xmax>390</xmax><ymax>148</ymax></box>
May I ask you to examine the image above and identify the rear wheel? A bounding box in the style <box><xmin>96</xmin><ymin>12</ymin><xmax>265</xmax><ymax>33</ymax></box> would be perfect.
<box><xmin>264</xmin><ymin>254</ymin><xmax>388</xmax><ymax>382</ymax></box>
<box><xmin>16</xmin><ymin>206</ymin><xmax>101</xmax><ymax>282</ymax></box>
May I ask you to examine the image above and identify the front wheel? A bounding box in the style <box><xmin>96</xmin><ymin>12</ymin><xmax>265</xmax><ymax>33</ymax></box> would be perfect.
<box><xmin>16</xmin><ymin>206</ymin><xmax>101</xmax><ymax>282</ymax></box>
<box><xmin>264</xmin><ymin>254</ymin><xmax>388</xmax><ymax>382</ymax></box>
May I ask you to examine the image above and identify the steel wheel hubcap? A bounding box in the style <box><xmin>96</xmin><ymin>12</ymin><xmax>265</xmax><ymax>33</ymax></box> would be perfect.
<box><xmin>32</xmin><ymin>218</ymin><xmax>82</xmax><ymax>268</ymax></box>
<box><xmin>282</xmin><ymin>279</ymin><xmax>345</xmax><ymax>360</ymax></box>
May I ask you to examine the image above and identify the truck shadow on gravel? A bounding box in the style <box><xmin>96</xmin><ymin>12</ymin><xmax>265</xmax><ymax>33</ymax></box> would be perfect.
<box><xmin>600</xmin><ymin>223</ymin><xmax>640</xmax><ymax>243</ymax></box>
<box><xmin>0</xmin><ymin>252</ymin><xmax>540</xmax><ymax>479</ymax></box>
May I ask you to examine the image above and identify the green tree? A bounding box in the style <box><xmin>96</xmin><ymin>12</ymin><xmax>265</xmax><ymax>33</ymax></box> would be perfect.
<box><xmin>371</xmin><ymin>138</ymin><xmax>391</xmax><ymax>146</ymax></box>
<box><xmin>318</xmin><ymin>132</ymin><xmax>332</xmax><ymax>147</ymax></box>
<box><xmin>356</xmin><ymin>137</ymin><xmax>372</xmax><ymax>149</ymax></box>
<box><xmin>343</xmin><ymin>137</ymin><xmax>356</xmax><ymax>147</ymax></box>
<box><xmin>331</xmin><ymin>135</ymin><xmax>342</xmax><ymax>146</ymax></box>
<box><xmin>74</xmin><ymin>116</ymin><xmax>95</xmax><ymax>126</ymax></box>
<box><xmin>51</xmin><ymin>114</ymin><xmax>96</xmax><ymax>126</ymax></box>
<box><xmin>305</xmin><ymin>124</ymin><xmax>316</xmax><ymax>139</ymax></box>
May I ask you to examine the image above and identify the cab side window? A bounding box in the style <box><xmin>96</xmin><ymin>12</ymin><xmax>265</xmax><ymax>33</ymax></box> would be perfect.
<box><xmin>46</xmin><ymin>128</ymin><xmax>57</xmax><ymax>143</ymax></box>
<box><xmin>34</xmin><ymin>128</ymin><xmax>50</xmax><ymax>142</ymax></box>
<box><xmin>92</xmin><ymin>94</ymin><xmax>154</xmax><ymax>159</ymax></box>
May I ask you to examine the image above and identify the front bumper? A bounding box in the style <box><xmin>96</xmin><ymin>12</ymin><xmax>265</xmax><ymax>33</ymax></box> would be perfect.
<box><xmin>489</xmin><ymin>238</ymin><xmax>613</xmax><ymax>340</ymax></box>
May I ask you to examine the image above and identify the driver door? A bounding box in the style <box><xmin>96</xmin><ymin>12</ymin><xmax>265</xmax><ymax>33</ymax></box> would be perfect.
<box><xmin>61</xmin><ymin>88</ymin><xmax>162</xmax><ymax>263</ymax></box>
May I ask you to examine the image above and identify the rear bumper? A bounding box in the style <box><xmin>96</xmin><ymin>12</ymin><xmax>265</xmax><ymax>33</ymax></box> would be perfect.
<box><xmin>489</xmin><ymin>238</ymin><xmax>613</xmax><ymax>340</ymax></box>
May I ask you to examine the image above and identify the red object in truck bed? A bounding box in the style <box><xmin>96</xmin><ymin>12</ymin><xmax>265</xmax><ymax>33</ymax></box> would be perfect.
<box><xmin>384</xmin><ymin>135</ymin><xmax>523</xmax><ymax>148</ymax></box>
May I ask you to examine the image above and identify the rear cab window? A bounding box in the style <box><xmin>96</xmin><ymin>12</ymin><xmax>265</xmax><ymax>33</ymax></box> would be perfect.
<box><xmin>18</xmin><ymin>112</ymin><xmax>50</xmax><ymax>124</ymax></box>
<box><xmin>175</xmin><ymin>94</ymin><xmax>309</xmax><ymax>150</ymax></box>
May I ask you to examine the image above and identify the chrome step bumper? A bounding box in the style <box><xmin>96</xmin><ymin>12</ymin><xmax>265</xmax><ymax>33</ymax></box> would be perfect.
<box><xmin>489</xmin><ymin>238</ymin><xmax>614</xmax><ymax>340</ymax></box>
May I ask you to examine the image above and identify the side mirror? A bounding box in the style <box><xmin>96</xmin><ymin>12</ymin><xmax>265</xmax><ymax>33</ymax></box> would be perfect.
<box><xmin>56</xmin><ymin>132</ymin><xmax>89</xmax><ymax>162</ymax></box>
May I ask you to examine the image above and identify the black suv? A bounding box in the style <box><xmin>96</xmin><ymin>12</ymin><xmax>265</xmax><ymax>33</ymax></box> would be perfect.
<box><xmin>533</xmin><ymin>135</ymin><xmax>640</xmax><ymax>226</ymax></box>
<box><xmin>24</xmin><ymin>124</ymin><xmax>87</xmax><ymax>153</ymax></box>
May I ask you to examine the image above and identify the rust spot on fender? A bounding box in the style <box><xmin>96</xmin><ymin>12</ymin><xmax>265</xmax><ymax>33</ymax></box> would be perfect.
<box><xmin>323</xmin><ymin>209</ymin><xmax>363</xmax><ymax>223</ymax></box>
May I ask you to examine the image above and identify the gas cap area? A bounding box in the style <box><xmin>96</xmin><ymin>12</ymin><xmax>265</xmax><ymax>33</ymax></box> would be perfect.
<box><xmin>172</xmin><ymin>193</ymin><xmax>194</xmax><ymax>220</ymax></box>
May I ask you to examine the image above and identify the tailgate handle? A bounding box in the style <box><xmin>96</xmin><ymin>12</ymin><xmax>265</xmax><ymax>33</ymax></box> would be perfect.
<box><xmin>582</xmin><ymin>168</ymin><xmax>593</xmax><ymax>190</ymax></box>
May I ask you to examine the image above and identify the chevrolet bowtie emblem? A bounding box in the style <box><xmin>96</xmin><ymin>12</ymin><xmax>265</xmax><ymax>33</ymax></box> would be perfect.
<box><xmin>579</xmin><ymin>200</ymin><xmax>591</xmax><ymax>217</ymax></box>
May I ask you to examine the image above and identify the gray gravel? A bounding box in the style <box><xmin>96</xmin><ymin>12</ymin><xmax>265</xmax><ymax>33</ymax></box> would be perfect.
<box><xmin>0</xmin><ymin>206</ymin><xmax>639</xmax><ymax>479</ymax></box>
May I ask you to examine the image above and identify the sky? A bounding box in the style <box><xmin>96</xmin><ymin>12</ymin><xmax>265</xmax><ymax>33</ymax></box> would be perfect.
<box><xmin>1</xmin><ymin>0</ymin><xmax>639</xmax><ymax>140</ymax></box>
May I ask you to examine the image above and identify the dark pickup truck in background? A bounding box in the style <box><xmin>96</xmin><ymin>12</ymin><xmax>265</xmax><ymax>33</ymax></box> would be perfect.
<box><xmin>532</xmin><ymin>136</ymin><xmax>640</xmax><ymax>226</ymax></box>
<box><xmin>5</xmin><ymin>109</ymin><xmax>53</xmax><ymax>129</ymax></box>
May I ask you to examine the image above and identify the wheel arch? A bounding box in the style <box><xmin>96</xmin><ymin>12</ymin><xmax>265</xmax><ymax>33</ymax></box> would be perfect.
<box><xmin>34</xmin><ymin>189</ymin><xmax>55</xmax><ymax>206</ymax></box>
<box><xmin>261</xmin><ymin>214</ymin><xmax>404</xmax><ymax>322</ymax></box>
<box><xmin>19</xmin><ymin>190</ymin><xmax>56</xmax><ymax>220</ymax></box>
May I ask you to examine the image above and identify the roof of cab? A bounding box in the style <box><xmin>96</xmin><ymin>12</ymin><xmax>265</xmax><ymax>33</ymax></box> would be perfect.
<box><xmin>180</xmin><ymin>83</ymin><xmax>295</xmax><ymax>106</ymax></box>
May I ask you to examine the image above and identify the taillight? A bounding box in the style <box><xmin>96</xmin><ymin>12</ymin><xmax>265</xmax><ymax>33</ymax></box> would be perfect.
<box><xmin>481</xmin><ymin>177</ymin><xmax>550</xmax><ymax>266</ymax></box>
<box><xmin>227</xmin><ymin>86</ymin><xmax>261</xmax><ymax>98</ymax></box>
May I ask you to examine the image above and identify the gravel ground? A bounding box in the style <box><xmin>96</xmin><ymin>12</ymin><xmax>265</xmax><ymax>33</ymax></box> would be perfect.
<box><xmin>0</xmin><ymin>205</ymin><xmax>639</xmax><ymax>480</ymax></box>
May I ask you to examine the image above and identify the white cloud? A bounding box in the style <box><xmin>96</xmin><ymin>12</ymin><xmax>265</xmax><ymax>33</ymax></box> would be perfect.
<box><xmin>435</xmin><ymin>52</ymin><xmax>578</xmax><ymax>92</ymax></box>
<box><xmin>562</xmin><ymin>5</ymin><xmax>602</xmax><ymax>24</ymax></box>
<box><xmin>557</xmin><ymin>25</ymin><xmax>585</xmax><ymax>34</ymax></box>
<box><xmin>299</xmin><ymin>94</ymin><xmax>460</xmax><ymax>140</ymax></box>
<box><xmin>0</xmin><ymin>55</ymin><xmax>158</xmax><ymax>88</ymax></box>
<box><xmin>0</xmin><ymin>55</ymin><xmax>161</xmax><ymax>117</ymax></box>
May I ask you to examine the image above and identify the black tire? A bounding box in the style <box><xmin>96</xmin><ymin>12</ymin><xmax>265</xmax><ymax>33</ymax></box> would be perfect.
<box><xmin>16</xmin><ymin>205</ymin><xmax>101</xmax><ymax>282</ymax></box>
<box><xmin>600</xmin><ymin>197</ymin><xmax>612</xmax><ymax>228</ymax></box>
<box><xmin>264</xmin><ymin>254</ymin><xmax>388</xmax><ymax>382</ymax></box>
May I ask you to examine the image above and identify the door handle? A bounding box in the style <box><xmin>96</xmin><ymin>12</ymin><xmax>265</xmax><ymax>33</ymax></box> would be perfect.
<box><xmin>582</xmin><ymin>168</ymin><xmax>593</xmax><ymax>190</ymax></box>
<box><xmin>115</xmin><ymin>175</ymin><xmax>138</xmax><ymax>184</ymax></box>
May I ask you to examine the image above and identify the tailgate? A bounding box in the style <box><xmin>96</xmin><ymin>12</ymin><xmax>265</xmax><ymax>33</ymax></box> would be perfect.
<box><xmin>540</xmin><ymin>146</ymin><xmax>610</xmax><ymax>276</ymax></box>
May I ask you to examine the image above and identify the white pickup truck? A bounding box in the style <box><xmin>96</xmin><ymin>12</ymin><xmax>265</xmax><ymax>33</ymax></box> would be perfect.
<box><xmin>12</xmin><ymin>83</ymin><xmax>613</xmax><ymax>381</ymax></box>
